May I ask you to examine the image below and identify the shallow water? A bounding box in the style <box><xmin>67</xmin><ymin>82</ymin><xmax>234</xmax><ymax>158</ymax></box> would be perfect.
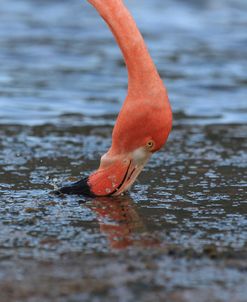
<box><xmin>0</xmin><ymin>0</ymin><xmax>247</xmax><ymax>301</ymax></box>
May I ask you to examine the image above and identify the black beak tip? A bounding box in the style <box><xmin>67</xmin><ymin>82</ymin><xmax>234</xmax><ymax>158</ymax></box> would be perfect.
<box><xmin>52</xmin><ymin>177</ymin><xmax>94</xmax><ymax>197</ymax></box>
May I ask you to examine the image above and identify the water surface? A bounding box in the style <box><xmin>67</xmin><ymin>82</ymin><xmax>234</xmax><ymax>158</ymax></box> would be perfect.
<box><xmin>0</xmin><ymin>0</ymin><xmax>247</xmax><ymax>301</ymax></box>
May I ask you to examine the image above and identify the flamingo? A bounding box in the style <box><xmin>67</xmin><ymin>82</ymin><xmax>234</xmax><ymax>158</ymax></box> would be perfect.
<box><xmin>57</xmin><ymin>0</ymin><xmax>172</xmax><ymax>197</ymax></box>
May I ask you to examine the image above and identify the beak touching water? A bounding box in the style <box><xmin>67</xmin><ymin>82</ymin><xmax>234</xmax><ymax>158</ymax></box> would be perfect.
<box><xmin>56</xmin><ymin>147</ymin><xmax>151</xmax><ymax>197</ymax></box>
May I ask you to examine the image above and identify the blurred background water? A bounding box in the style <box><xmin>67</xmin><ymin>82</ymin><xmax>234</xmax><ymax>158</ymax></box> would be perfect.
<box><xmin>0</xmin><ymin>0</ymin><xmax>246</xmax><ymax>126</ymax></box>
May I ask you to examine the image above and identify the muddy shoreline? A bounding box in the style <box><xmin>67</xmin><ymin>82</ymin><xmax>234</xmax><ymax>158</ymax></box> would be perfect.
<box><xmin>1</xmin><ymin>122</ymin><xmax>246</xmax><ymax>301</ymax></box>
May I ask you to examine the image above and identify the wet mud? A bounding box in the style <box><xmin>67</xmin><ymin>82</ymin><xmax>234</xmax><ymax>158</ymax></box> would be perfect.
<box><xmin>0</xmin><ymin>122</ymin><xmax>247</xmax><ymax>301</ymax></box>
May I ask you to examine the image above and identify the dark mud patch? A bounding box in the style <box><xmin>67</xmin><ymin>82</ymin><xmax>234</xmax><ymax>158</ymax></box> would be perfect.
<box><xmin>1</xmin><ymin>252</ymin><xmax>247</xmax><ymax>302</ymax></box>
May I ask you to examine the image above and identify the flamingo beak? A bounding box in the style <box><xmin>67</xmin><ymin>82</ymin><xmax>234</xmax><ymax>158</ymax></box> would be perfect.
<box><xmin>55</xmin><ymin>177</ymin><xmax>93</xmax><ymax>196</ymax></box>
<box><xmin>56</xmin><ymin>148</ymin><xmax>151</xmax><ymax>197</ymax></box>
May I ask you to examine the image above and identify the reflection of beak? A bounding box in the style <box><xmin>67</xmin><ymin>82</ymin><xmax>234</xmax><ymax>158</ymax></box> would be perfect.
<box><xmin>89</xmin><ymin>196</ymin><xmax>144</xmax><ymax>249</ymax></box>
<box><xmin>56</xmin><ymin>148</ymin><xmax>150</xmax><ymax>197</ymax></box>
<box><xmin>88</xmin><ymin>195</ymin><xmax>161</xmax><ymax>250</ymax></box>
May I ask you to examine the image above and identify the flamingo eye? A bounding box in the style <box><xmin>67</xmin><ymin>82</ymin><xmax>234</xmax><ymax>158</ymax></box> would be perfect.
<box><xmin>146</xmin><ymin>140</ymin><xmax>154</xmax><ymax>150</ymax></box>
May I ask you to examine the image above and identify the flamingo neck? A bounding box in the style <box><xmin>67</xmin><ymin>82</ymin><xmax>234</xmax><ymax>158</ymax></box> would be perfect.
<box><xmin>88</xmin><ymin>0</ymin><xmax>163</xmax><ymax>96</ymax></box>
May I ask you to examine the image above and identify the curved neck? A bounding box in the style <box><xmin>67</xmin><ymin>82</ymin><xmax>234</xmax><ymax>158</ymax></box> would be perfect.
<box><xmin>88</xmin><ymin>0</ymin><xmax>163</xmax><ymax>96</ymax></box>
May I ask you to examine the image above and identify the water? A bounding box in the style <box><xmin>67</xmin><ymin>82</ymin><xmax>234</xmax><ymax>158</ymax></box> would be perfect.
<box><xmin>0</xmin><ymin>0</ymin><xmax>247</xmax><ymax>301</ymax></box>
<box><xmin>1</xmin><ymin>0</ymin><xmax>247</xmax><ymax>125</ymax></box>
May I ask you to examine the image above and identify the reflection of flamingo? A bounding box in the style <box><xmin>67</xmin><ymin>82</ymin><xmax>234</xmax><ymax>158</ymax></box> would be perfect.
<box><xmin>58</xmin><ymin>0</ymin><xmax>172</xmax><ymax>196</ymax></box>
<box><xmin>89</xmin><ymin>196</ymin><xmax>159</xmax><ymax>249</ymax></box>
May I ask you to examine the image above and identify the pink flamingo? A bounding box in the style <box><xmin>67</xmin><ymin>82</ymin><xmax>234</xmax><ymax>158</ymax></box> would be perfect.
<box><xmin>58</xmin><ymin>0</ymin><xmax>172</xmax><ymax>197</ymax></box>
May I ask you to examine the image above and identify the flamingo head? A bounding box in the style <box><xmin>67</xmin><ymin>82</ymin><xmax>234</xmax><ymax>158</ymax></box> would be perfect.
<box><xmin>87</xmin><ymin>145</ymin><xmax>152</xmax><ymax>196</ymax></box>
<box><xmin>57</xmin><ymin>94</ymin><xmax>172</xmax><ymax>197</ymax></box>
<box><xmin>85</xmin><ymin>98</ymin><xmax>172</xmax><ymax>196</ymax></box>
<box><xmin>56</xmin><ymin>145</ymin><xmax>152</xmax><ymax>197</ymax></box>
